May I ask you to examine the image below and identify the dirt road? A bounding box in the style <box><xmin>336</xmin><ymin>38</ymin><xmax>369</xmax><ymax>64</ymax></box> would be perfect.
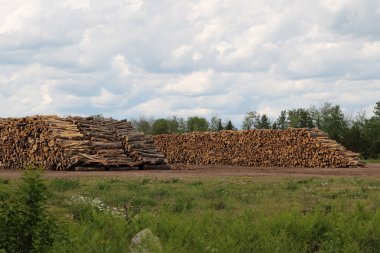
<box><xmin>0</xmin><ymin>164</ymin><xmax>380</xmax><ymax>179</ymax></box>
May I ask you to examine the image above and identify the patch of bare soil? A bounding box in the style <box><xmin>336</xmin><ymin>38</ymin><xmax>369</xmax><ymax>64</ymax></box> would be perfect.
<box><xmin>0</xmin><ymin>164</ymin><xmax>380</xmax><ymax>179</ymax></box>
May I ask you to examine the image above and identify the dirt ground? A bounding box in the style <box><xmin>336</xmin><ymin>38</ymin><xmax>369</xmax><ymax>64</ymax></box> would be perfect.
<box><xmin>0</xmin><ymin>163</ymin><xmax>380</xmax><ymax>179</ymax></box>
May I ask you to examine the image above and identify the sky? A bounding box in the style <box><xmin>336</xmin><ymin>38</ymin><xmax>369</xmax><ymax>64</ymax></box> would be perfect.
<box><xmin>1</xmin><ymin>0</ymin><xmax>380</xmax><ymax>125</ymax></box>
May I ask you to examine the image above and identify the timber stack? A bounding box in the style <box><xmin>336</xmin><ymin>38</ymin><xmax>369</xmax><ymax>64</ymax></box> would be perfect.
<box><xmin>0</xmin><ymin>116</ymin><xmax>169</xmax><ymax>170</ymax></box>
<box><xmin>123</xmin><ymin>132</ymin><xmax>169</xmax><ymax>169</ymax></box>
<box><xmin>153</xmin><ymin>128</ymin><xmax>365</xmax><ymax>168</ymax></box>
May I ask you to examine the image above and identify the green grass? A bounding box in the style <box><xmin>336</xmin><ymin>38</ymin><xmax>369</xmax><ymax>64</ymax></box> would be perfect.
<box><xmin>4</xmin><ymin>175</ymin><xmax>380</xmax><ymax>252</ymax></box>
<box><xmin>364</xmin><ymin>159</ymin><xmax>380</xmax><ymax>164</ymax></box>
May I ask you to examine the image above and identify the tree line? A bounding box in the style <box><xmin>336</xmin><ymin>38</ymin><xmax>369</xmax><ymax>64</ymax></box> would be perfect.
<box><xmin>242</xmin><ymin>102</ymin><xmax>380</xmax><ymax>159</ymax></box>
<box><xmin>130</xmin><ymin>101</ymin><xmax>380</xmax><ymax>159</ymax></box>
<box><xmin>131</xmin><ymin>116</ymin><xmax>236</xmax><ymax>135</ymax></box>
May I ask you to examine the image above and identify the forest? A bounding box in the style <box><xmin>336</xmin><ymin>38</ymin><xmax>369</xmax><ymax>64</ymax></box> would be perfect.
<box><xmin>130</xmin><ymin>101</ymin><xmax>380</xmax><ymax>159</ymax></box>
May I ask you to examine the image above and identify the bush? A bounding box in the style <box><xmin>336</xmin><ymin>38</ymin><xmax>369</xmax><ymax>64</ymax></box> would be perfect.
<box><xmin>68</xmin><ymin>201</ymin><xmax>96</xmax><ymax>222</ymax></box>
<box><xmin>0</xmin><ymin>167</ymin><xmax>65</xmax><ymax>253</ymax></box>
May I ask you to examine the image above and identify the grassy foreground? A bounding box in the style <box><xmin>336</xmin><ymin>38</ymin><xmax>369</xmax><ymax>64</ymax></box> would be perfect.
<box><xmin>364</xmin><ymin>159</ymin><xmax>380</xmax><ymax>164</ymax></box>
<box><xmin>2</xmin><ymin>174</ymin><xmax>380</xmax><ymax>252</ymax></box>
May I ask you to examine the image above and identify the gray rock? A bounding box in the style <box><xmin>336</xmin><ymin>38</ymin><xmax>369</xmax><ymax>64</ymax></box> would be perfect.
<box><xmin>129</xmin><ymin>228</ymin><xmax>163</xmax><ymax>253</ymax></box>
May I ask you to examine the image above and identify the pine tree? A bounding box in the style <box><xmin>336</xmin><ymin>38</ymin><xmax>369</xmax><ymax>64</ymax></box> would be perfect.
<box><xmin>217</xmin><ymin>119</ymin><xmax>224</xmax><ymax>131</ymax></box>
<box><xmin>225</xmin><ymin>120</ymin><xmax>235</xmax><ymax>130</ymax></box>
<box><xmin>374</xmin><ymin>101</ymin><xmax>380</xmax><ymax>118</ymax></box>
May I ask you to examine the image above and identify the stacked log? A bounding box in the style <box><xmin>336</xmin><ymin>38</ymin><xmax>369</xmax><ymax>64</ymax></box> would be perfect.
<box><xmin>68</xmin><ymin>116</ymin><xmax>138</xmax><ymax>168</ymax></box>
<box><xmin>123</xmin><ymin>132</ymin><xmax>169</xmax><ymax>169</ymax></box>
<box><xmin>0</xmin><ymin>116</ymin><xmax>169</xmax><ymax>170</ymax></box>
<box><xmin>153</xmin><ymin>128</ymin><xmax>365</xmax><ymax>168</ymax></box>
<box><xmin>0</xmin><ymin>116</ymin><xmax>97</xmax><ymax>170</ymax></box>
<box><xmin>0</xmin><ymin>116</ymin><xmax>364</xmax><ymax>169</ymax></box>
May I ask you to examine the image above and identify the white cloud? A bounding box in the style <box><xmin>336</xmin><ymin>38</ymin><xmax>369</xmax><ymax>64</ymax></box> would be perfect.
<box><xmin>0</xmin><ymin>0</ymin><xmax>41</xmax><ymax>33</ymax></box>
<box><xmin>0</xmin><ymin>0</ymin><xmax>380</xmax><ymax>123</ymax></box>
<box><xmin>172</xmin><ymin>45</ymin><xmax>192</xmax><ymax>60</ymax></box>
<box><xmin>129</xmin><ymin>98</ymin><xmax>171</xmax><ymax>116</ymax></box>
<box><xmin>164</xmin><ymin>70</ymin><xmax>215</xmax><ymax>96</ymax></box>
<box><xmin>192</xmin><ymin>52</ymin><xmax>203</xmax><ymax>61</ymax></box>
<box><xmin>90</xmin><ymin>87</ymin><xmax>124</xmax><ymax>108</ymax></box>
<box><xmin>112</xmin><ymin>54</ymin><xmax>130</xmax><ymax>78</ymax></box>
<box><xmin>63</xmin><ymin>0</ymin><xmax>90</xmax><ymax>10</ymax></box>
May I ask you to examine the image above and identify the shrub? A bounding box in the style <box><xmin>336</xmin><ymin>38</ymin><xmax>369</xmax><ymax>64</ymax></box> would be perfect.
<box><xmin>0</xmin><ymin>167</ymin><xmax>65</xmax><ymax>253</ymax></box>
<box><xmin>68</xmin><ymin>201</ymin><xmax>96</xmax><ymax>222</ymax></box>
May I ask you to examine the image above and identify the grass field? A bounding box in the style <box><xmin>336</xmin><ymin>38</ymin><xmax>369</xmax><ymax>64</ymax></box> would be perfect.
<box><xmin>2</xmin><ymin>174</ymin><xmax>380</xmax><ymax>252</ymax></box>
<box><xmin>364</xmin><ymin>159</ymin><xmax>380</xmax><ymax>164</ymax></box>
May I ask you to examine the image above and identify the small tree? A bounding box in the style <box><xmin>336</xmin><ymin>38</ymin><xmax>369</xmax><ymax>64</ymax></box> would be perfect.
<box><xmin>242</xmin><ymin>111</ymin><xmax>272</xmax><ymax>129</ymax></box>
<box><xmin>374</xmin><ymin>101</ymin><xmax>380</xmax><ymax>118</ymax></box>
<box><xmin>275</xmin><ymin>110</ymin><xmax>288</xmax><ymax>130</ymax></box>
<box><xmin>316</xmin><ymin>103</ymin><xmax>348</xmax><ymax>143</ymax></box>
<box><xmin>131</xmin><ymin>116</ymin><xmax>154</xmax><ymax>135</ymax></box>
<box><xmin>361</xmin><ymin>103</ymin><xmax>380</xmax><ymax>158</ymax></box>
<box><xmin>209</xmin><ymin>116</ymin><xmax>222</xmax><ymax>132</ymax></box>
<box><xmin>224</xmin><ymin>120</ymin><xmax>235</xmax><ymax>130</ymax></box>
<box><xmin>151</xmin><ymin>118</ymin><xmax>170</xmax><ymax>135</ymax></box>
<box><xmin>177</xmin><ymin>117</ymin><xmax>188</xmax><ymax>133</ymax></box>
<box><xmin>168</xmin><ymin>116</ymin><xmax>180</xmax><ymax>133</ymax></box>
<box><xmin>187</xmin><ymin>116</ymin><xmax>209</xmax><ymax>132</ymax></box>
<box><xmin>0</xmin><ymin>166</ymin><xmax>65</xmax><ymax>253</ymax></box>
<box><xmin>217</xmin><ymin>119</ymin><xmax>223</xmax><ymax>131</ymax></box>
<box><xmin>257</xmin><ymin>114</ymin><xmax>271</xmax><ymax>129</ymax></box>
<box><xmin>287</xmin><ymin>108</ymin><xmax>314</xmax><ymax>128</ymax></box>
<box><xmin>242</xmin><ymin>111</ymin><xmax>258</xmax><ymax>130</ymax></box>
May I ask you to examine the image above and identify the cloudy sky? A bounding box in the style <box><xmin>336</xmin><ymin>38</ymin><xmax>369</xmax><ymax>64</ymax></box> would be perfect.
<box><xmin>1</xmin><ymin>0</ymin><xmax>380</xmax><ymax>124</ymax></box>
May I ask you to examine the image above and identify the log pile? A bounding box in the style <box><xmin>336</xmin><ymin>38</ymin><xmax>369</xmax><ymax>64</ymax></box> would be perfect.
<box><xmin>0</xmin><ymin>116</ymin><xmax>94</xmax><ymax>170</ymax></box>
<box><xmin>123</xmin><ymin>132</ymin><xmax>169</xmax><ymax>169</ymax></box>
<box><xmin>153</xmin><ymin>128</ymin><xmax>365</xmax><ymax>168</ymax></box>
<box><xmin>0</xmin><ymin>116</ymin><xmax>168</xmax><ymax>170</ymax></box>
<box><xmin>69</xmin><ymin>116</ymin><xmax>138</xmax><ymax>168</ymax></box>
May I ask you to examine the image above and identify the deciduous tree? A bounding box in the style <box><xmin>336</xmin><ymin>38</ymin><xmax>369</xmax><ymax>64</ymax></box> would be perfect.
<box><xmin>187</xmin><ymin>116</ymin><xmax>209</xmax><ymax>132</ymax></box>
